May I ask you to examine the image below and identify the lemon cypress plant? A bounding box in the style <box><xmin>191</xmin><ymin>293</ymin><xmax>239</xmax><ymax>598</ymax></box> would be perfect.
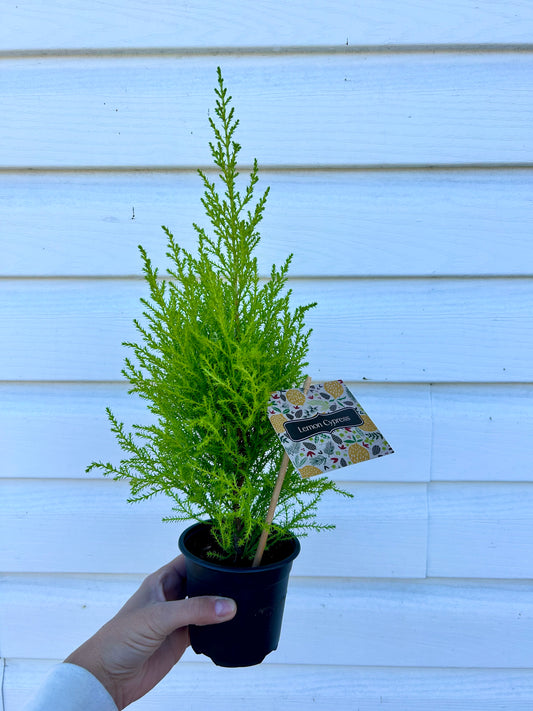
<box><xmin>88</xmin><ymin>68</ymin><xmax>350</xmax><ymax>564</ymax></box>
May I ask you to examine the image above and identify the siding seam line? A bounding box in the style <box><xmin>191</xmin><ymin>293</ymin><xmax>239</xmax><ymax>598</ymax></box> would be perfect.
<box><xmin>1</xmin><ymin>657</ymin><xmax>5</xmax><ymax>711</ymax></box>
<box><xmin>1</xmin><ymin>44</ymin><xmax>533</xmax><ymax>60</ymax></box>
<box><xmin>1</xmin><ymin>164</ymin><xmax>533</xmax><ymax>175</ymax></box>
<box><xmin>426</xmin><ymin>384</ymin><xmax>435</xmax><ymax>578</ymax></box>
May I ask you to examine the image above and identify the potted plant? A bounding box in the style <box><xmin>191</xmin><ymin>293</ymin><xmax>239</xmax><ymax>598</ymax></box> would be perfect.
<box><xmin>88</xmin><ymin>68</ymin><xmax>351</xmax><ymax>667</ymax></box>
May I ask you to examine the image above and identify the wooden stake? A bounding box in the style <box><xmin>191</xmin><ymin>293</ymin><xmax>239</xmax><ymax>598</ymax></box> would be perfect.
<box><xmin>252</xmin><ymin>376</ymin><xmax>312</xmax><ymax>568</ymax></box>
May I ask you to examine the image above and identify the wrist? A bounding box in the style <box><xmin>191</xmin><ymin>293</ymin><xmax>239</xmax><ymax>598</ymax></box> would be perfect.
<box><xmin>65</xmin><ymin>642</ymin><xmax>121</xmax><ymax>709</ymax></box>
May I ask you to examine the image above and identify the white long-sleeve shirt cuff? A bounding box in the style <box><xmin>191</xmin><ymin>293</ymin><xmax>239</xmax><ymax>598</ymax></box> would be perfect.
<box><xmin>23</xmin><ymin>662</ymin><xmax>118</xmax><ymax>711</ymax></box>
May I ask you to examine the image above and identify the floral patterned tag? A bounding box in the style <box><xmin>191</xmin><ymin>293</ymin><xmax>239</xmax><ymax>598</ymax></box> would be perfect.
<box><xmin>268</xmin><ymin>380</ymin><xmax>394</xmax><ymax>478</ymax></box>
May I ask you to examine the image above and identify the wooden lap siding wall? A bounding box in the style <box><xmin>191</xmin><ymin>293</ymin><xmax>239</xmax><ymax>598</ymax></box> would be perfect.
<box><xmin>1</xmin><ymin>2</ymin><xmax>533</xmax><ymax>709</ymax></box>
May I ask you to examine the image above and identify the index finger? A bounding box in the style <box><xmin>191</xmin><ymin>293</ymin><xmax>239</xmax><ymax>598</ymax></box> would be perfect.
<box><xmin>118</xmin><ymin>555</ymin><xmax>187</xmax><ymax>615</ymax></box>
<box><xmin>159</xmin><ymin>555</ymin><xmax>188</xmax><ymax>601</ymax></box>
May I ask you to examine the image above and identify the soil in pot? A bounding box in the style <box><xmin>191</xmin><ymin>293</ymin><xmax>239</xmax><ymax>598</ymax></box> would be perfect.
<box><xmin>179</xmin><ymin>522</ymin><xmax>300</xmax><ymax>667</ymax></box>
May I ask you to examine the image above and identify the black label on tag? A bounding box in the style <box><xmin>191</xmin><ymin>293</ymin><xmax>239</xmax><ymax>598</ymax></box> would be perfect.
<box><xmin>283</xmin><ymin>407</ymin><xmax>363</xmax><ymax>442</ymax></box>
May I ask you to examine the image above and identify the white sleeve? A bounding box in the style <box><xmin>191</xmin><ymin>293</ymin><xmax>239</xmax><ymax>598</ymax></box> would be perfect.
<box><xmin>22</xmin><ymin>662</ymin><xmax>118</xmax><ymax>711</ymax></box>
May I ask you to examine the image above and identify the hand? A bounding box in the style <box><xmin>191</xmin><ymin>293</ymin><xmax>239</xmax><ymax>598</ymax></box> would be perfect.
<box><xmin>64</xmin><ymin>555</ymin><xmax>236</xmax><ymax>710</ymax></box>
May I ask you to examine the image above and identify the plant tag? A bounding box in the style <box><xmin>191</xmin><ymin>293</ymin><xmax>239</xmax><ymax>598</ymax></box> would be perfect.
<box><xmin>268</xmin><ymin>380</ymin><xmax>394</xmax><ymax>478</ymax></box>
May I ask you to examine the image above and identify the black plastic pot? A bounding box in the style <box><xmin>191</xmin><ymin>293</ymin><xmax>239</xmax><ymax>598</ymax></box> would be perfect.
<box><xmin>178</xmin><ymin>521</ymin><xmax>300</xmax><ymax>667</ymax></box>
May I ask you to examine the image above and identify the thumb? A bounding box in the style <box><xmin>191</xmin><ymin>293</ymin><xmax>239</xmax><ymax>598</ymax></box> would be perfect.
<box><xmin>144</xmin><ymin>596</ymin><xmax>237</xmax><ymax>639</ymax></box>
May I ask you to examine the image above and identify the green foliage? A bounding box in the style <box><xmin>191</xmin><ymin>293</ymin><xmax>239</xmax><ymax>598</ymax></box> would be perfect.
<box><xmin>88</xmin><ymin>68</ymin><xmax>351</xmax><ymax>564</ymax></box>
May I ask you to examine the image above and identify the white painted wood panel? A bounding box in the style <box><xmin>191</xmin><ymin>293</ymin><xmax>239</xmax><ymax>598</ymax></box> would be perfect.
<box><xmin>431</xmin><ymin>385</ymin><xmax>533</xmax><ymax>481</ymax></box>
<box><xmin>3</xmin><ymin>577</ymin><xmax>533</xmax><ymax>667</ymax></box>
<box><xmin>0</xmin><ymin>383</ymin><xmax>429</xmax><ymax>482</ymax></box>
<box><xmin>7</xmin><ymin>660</ymin><xmax>533</xmax><ymax>711</ymax></box>
<box><xmin>6</xmin><ymin>383</ymin><xmax>533</xmax><ymax>485</ymax></box>
<box><xmin>428</xmin><ymin>483</ymin><xmax>533</xmax><ymax>578</ymax></box>
<box><xmin>2</xmin><ymin>0</ymin><xmax>533</xmax><ymax>51</ymax></box>
<box><xmin>0</xmin><ymin>658</ymin><xmax>4</xmax><ymax>711</ymax></box>
<box><xmin>3</xmin><ymin>170</ymin><xmax>533</xmax><ymax>277</ymax></box>
<box><xmin>1</xmin><ymin>278</ymin><xmax>532</xmax><ymax>382</ymax></box>
<box><xmin>1</xmin><ymin>1</ymin><xmax>532</xmax><ymax>708</ymax></box>
<box><xmin>1</xmin><ymin>55</ymin><xmax>532</xmax><ymax>168</ymax></box>
<box><xmin>0</xmin><ymin>479</ymin><xmax>428</xmax><ymax>577</ymax></box>
<box><xmin>6</xmin><ymin>480</ymin><xmax>533</xmax><ymax>580</ymax></box>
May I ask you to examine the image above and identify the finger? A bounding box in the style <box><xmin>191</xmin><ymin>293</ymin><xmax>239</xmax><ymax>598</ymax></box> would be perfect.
<box><xmin>145</xmin><ymin>596</ymin><xmax>237</xmax><ymax>639</ymax></box>
<box><xmin>142</xmin><ymin>555</ymin><xmax>188</xmax><ymax>603</ymax></box>
<box><xmin>117</xmin><ymin>556</ymin><xmax>187</xmax><ymax>614</ymax></box>
<box><xmin>159</xmin><ymin>556</ymin><xmax>188</xmax><ymax>601</ymax></box>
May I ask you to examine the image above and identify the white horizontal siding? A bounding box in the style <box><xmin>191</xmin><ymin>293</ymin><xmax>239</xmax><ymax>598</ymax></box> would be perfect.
<box><xmin>4</xmin><ymin>383</ymin><xmax>533</xmax><ymax>484</ymax></box>
<box><xmin>4</xmin><ymin>478</ymin><xmax>533</xmax><ymax>579</ymax></box>
<box><xmin>428</xmin><ymin>483</ymin><xmax>533</xmax><ymax>578</ymax></box>
<box><xmin>2</xmin><ymin>170</ymin><xmax>533</xmax><ymax>278</ymax></box>
<box><xmin>431</xmin><ymin>385</ymin><xmax>533</xmax><ymax>481</ymax></box>
<box><xmin>1</xmin><ymin>278</ymin><xmax>532</xmax><ymax>382</ymax></box>
<box><xmin>2</xmin><ymin>2</ymin><xmax>533</xmax><ymax>708</ymax></box>
<box><xmin>0</xmin><ymin>383</ymin><xmax>429</xmax><ymax>482</ymax></box>
<box><xmin>7</xmin><ymin>661</ymin><xmax>533</xmax><ymax>711</ymax></box>
<box><xmin>0</xmin><ymin>479</ymin><xmax>428</xmax><ymax>578</ymax></box>
<box><xmin>2</xmin><ymin>577</ymin><xmax>533</xmax><ymax>668</ymax></box>
<box><xmin>1</xmin><ymin>55</ymin><xmax>532</xmax><ymax>168</ymax></box>
<box><xmin>2</xmin><ymin>0</ymin><xmax>533</xmax><ymax>51</ymax></box>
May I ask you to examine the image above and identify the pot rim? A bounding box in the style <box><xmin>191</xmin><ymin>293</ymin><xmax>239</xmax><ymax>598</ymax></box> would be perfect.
<box><xmin>178</xmin><ymin>521</ymin><xmax>301</xmax><ymax>573</ymax></box>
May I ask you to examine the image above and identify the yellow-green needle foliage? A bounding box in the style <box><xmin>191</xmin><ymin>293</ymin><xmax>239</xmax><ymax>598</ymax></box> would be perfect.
<box><xmin>87</xmin><ymin>69</ymin><xmax>351</xmax><ymax>563</ymax></box>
